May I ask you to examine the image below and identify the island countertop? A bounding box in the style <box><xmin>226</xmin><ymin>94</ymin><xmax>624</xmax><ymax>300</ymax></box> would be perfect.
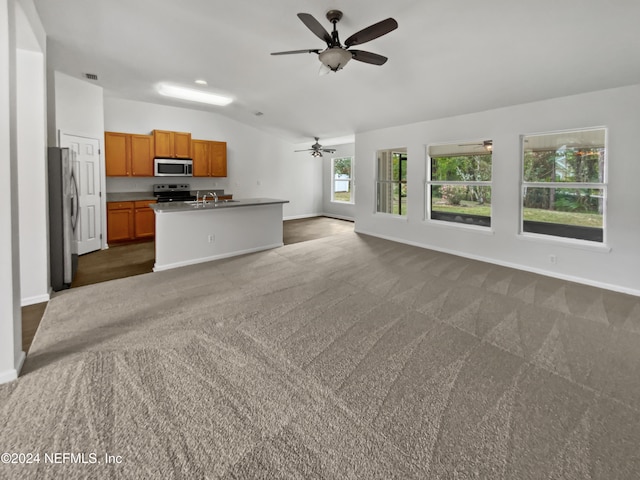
<box><xmin>150</xmin><ymin>198</ymin><xmax>289</xmax><ymax>213</ymax></box>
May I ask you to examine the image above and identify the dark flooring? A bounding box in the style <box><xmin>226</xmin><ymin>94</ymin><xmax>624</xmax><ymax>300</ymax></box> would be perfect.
<box><xmin>20</xmin><ymin>216</ymin><xmax>354</xmax><ymax>353</ymax></box>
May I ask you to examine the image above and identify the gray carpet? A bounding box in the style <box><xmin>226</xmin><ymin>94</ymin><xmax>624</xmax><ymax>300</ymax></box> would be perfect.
<box><xmin>1</xmin><ymin>232</ymin><xmax>639</xmax><ymax>479</ymax></box>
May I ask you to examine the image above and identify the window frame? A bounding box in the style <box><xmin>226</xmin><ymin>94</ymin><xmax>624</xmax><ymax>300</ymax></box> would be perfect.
<box><xmin>425</xmin><ymin>142</ymin><xmax>493</xmax><ymax>230</ymax></box>
<box><xmin>330</xmin><ymin>156</ymin><xmax>354</xmax><ymax>204</ymax></box>
<box><xmin>520</xmin><ymin>127</ymin><xmax>608</xmax><ymax>245</ymax></box>
<box><xmin>376</xmin><ymin>149</ymin><xmax>408</xmax><ymax>217</ymax></box>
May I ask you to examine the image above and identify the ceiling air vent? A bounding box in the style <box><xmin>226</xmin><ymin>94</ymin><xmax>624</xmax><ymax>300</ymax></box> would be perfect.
<box><xmin>84</xmin><ymin>73</ymin><xmax>98</xmax><ymax>81</ymax></box>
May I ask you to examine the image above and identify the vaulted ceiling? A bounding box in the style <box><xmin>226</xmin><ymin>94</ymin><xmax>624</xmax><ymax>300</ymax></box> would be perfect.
<box><xmin>33</xmin><ymin>0</ymin><xmax>640</xmax><ymax>144</ymax></box>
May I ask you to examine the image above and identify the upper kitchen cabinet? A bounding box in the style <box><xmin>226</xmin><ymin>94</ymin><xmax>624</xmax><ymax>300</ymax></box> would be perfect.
<box><xmin>192</xmin><ymin>139</ymin><xmax>227</xmax><ymax>177</ymax></box>
<box><xmin>105</xmin><ymin>132</ymin><xmax>154</xmax><ymax>177</ymax></box>
<box><xmin>153</xmin><ymin>130</ymin><xmax>192</xmax><ymax>159</ymax></box>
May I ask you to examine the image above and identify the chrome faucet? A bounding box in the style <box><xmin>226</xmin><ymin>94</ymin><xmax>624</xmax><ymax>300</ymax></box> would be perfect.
<box><xmin>195</xmin><ymin>191</ymin><xmax>200</xmax><ymax>207</ymax></box>
<box><xmin>202</xmin><ymin>192</ymin><xmax>217</xmax><ymax>205</ymax></box>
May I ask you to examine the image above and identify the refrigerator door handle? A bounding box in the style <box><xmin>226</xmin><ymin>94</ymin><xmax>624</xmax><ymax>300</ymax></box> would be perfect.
<box><xmin>70</xmin><ymin>170</ymin><xmax>79</xmax><ymax>232</ymax></box>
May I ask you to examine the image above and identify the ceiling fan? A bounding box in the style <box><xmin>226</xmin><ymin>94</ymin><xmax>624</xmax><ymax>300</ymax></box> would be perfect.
<box><xmin>271</xmin><ymin>10</ymin><xmax>398</xmax><ymax>74</ymax></box>
<box><xmin>458</xmin><ymin>140</ymin><xmax>493</xmax><ymax>152</ymax></box>
<box><xmin>295</xmin><ymin>137</ymin><xmax>337</xmax><ymax>157</ymax></box>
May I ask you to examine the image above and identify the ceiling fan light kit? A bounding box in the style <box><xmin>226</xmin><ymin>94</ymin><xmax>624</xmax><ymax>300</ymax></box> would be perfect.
<box><xmin>271</xmin><ymin>10</ymin><xmax>398</xmax><ymax>74</ymax></box>
<box><xmin>319</xmin><ymin>47</ymin><xmax>352</xmax><ymax>72</ymax></box>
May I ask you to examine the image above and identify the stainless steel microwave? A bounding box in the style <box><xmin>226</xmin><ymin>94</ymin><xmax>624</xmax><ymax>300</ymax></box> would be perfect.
<box><xmin>154</xmin><ymin>158</ymin><xmax>193</xmax><ymax>177</ymax></box>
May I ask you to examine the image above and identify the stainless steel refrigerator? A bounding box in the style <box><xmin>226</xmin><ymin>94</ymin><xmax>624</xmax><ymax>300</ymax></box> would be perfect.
<box><xmin>48</xmin><ymin>147</ymin><xmax>79</xmax><ymax>291</ymax></box>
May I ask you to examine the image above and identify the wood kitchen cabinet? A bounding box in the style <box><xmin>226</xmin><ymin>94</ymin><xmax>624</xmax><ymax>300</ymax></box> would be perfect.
<box><xmin>105</xmin><ymin>132</ymin><xmax>154</xmax><ymax>177</ymax></box>
<box><xmin>134</xmin><ymin>200</ymin><xmax>156</xmax><ymax>239</ymax></box>
<box><xmin>192</xmin><ymin>139</ymin><xmax>227</xmax><ymax>177</ymax></box>
<box><xmin>107</xmin><ymin>200</ymin><xmax>156</xmax><ymax>243</ymax></box>
<box><xmin>153</xmin><ymin>130</ymin><xmax>192</xmax><ymax>159</ymax></box>
<box><xmin>107</xmin><ymin>202</ymin><xmax>134</xmax><ymax>242</ymax></box>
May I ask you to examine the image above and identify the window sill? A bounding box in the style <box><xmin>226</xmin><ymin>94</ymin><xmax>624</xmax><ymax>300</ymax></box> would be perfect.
<box><xmin>331</xmin><ymin>200</ymin><xmax>354</xmax><ymax>205</ymax></box>
<box><xmin>518</xmin><ymin>232</ymin><xmax>612</xmax><ymax>253</ymax></box>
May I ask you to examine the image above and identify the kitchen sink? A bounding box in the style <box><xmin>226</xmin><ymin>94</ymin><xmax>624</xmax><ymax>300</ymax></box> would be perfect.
<box><xmin>184</xmin><ymin>199</ymin><xmax>239</xmax><ymax>206</ymax></box>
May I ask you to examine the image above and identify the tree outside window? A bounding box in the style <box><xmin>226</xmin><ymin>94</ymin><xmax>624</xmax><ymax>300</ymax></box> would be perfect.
<box><xmin>521</xmin><ymin>128</ymin><xmax>606</xmax><ymax>242</ymax></box>
<box><xmin>427</xmin><ymin>142</ymin><xmax>492</xmax><ymax>227</ymax></box>
<box><xmin>332</xmin><ymin>157</ymin><xmax>353</xmax><ymax>203</ymax></box>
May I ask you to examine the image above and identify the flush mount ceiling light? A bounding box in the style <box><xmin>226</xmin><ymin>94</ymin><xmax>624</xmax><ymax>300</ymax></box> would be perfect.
<box><xmin>194</xmin><ymin>79</ymin><xmax>208</xmax><ymax>85</ymax></box>
<box><xmin>157</xmin><ymin>84</ymin><xmax>232</xmax><ymax>106</ymax></box>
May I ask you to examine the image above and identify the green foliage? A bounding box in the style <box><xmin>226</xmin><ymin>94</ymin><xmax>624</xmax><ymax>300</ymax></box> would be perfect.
<box><xmin>333</xmin><ymin>157</ymin><xmax>351</xmax><ymax>176</ymax></box>
<box><xmin>523</xmin><ymin>148</ymin><xmax>603</xmax><ymax>183</ymax></box>
<box><xmin>432</xmin><ymin>155</ymin><xmax>491</xmax><ymax>182</ymax></box>
<box><xmin>440</xmin><ymin>185</ymin><xmax>467</xmax><ymax>205</ymax></box>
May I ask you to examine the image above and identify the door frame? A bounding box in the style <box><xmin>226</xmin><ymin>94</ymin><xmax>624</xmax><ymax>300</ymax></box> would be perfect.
<box><xmin>58</xmin><ymin>129</ymin><xmax>107</xmax><ymax>251</ymax></box>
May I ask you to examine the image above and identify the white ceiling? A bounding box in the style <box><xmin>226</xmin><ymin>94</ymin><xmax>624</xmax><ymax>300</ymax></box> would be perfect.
<box><xmin>33</xmin><ymin>0</ymin><xmax>640</xmax><ymax>144</ymax></box>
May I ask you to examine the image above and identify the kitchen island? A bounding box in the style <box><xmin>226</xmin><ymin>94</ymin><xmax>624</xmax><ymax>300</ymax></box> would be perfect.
<box><xmin>150</xmin><ymin>198</ymin><xmax>289</xmax><ymax>271</ymax></box>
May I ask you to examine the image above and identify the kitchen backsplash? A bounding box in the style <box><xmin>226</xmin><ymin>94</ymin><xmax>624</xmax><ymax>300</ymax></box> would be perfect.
<box><xmin>106</xmin><ymin>176</ymin><xmax>231</xmax><ymax>193</ymax></box>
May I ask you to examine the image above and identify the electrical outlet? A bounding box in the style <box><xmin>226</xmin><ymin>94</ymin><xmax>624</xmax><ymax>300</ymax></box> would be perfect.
<box><xmin>549</xmin><ymin>254</ymin><xmax>557</xmax><ymax>264</ymax></box>
<box><xmin>208</xmin><ymin>234</ymin><xmax>215</xmax><ymax>243</ymax></box>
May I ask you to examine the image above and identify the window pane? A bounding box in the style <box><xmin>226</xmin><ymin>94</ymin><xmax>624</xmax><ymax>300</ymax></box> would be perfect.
<box><xmin>333</xmin><ymin>157</ymin><xmax>351</xmax><ymax>178</ymax></box>
<box><xmin>395</xmin><ymin>153</ymin><xmax>408</xmax><ymax>182</ymax></box>
<box><xmin>431</xmin><ymin>154</ymin><xmax>492</xmax><ymax>182</ymax></box>
<box><xmin>522</xmin><ymin>187</ymin><xmax>604</xmax><ymax>241</ymax></box>
<box><xmin>523</xmin><ymin>129</ymin><xmax>605</xmax><ymax>183</ymax></box>
<box><xmin>430</xmin><ymin>185</ymin><xmax>491</xmax><ymax>226</ymax></box>
<box><xmin>333</xmin><ymin>181</ymin><xmax>352</xmax><ymax>202</ymax></box>
<box><xmin>377</xmin><ymin>182</ymin><xmax>406</xmax><ymax>215</ymax></box>
<box><xmin>377</xmin><ymin>148</ymin><xmax>407</xmax><ymax>216</ymax></box>
<box><xmin>332</xmin><ymin>157</ymin><xmax>353</xmax><ymax>203</ymax></box>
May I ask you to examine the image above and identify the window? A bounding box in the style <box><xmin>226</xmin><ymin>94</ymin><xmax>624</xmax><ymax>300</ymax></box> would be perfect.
<box><xmin>331</xmin><ymin>157</ymin><xmax>354</xmax><ymax>203</ymax></box>
<box><xmin>376</xmin><ymin>148</ymin><xmax>407</xmax><ymax>216</ymax></box>
<box><xmin>521</xmin><ymin>128</ymin><xmax>606</xmax><ymax>243</ymax></box>
<box><xmin>427</xmin><ymin>141</ymin><xmax>492</xmax><ymax>227</ymax></box>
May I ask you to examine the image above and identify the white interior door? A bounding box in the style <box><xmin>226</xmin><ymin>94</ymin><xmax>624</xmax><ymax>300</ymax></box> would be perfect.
<box><xmin>60</xmin><ymin>134</ymin><xmax>102</xmax><ymax>255</ymax></box>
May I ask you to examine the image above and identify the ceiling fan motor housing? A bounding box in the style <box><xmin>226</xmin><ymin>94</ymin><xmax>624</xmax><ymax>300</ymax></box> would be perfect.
<box><xmin>326</xmin><ymin>10</ymin><xmax>343</xmax><ymax>23</ymax></box>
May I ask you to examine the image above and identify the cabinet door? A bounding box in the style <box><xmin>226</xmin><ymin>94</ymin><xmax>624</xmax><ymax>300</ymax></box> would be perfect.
<box><xmin>134</xmin><ymin>201</ymin><xmax>156</xmax><ymax>239</ymax></box>
<box><xmin>209</xmin><ymin>141</ymin><xmax>227</xmax><ymax>177</ymax></box>
<box><xmin>153</xmin><ymin>130</ymin><xmax>173</xmax><ymax>158</ymax></box>
<box><xmin>105</xmin><ymin>132</ymin><xmax>130</xmax><ymax>176</ymax></box>
<box><xmin>173</xmin><ymin>132</ymin><xmax>192</xmax><ymax>158</ymax></box>
<box><xmin>130</xmin><ymin>135</ymin><xmax>154</xmax><ymax>176</ymax></box>
<box><xmin>191</xmin><ymin>140</ymin><xmax>209</xmax><ymax>177</ymax></box>
<box><xmin>107</xmin><ymin>203</ymin><xmax>134</xmax><ymax>242</ymax></box>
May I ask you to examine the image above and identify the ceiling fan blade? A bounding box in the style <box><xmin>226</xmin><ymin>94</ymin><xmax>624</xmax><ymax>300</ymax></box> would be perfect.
<box><xmin>294</xmin><ymin>149</ymin><xmax>314</xmax><ymax>152</ymax></box>
<box><xmin>271</xmin><ymin>49</ymin><xmax>321</xmax><ymax>56</ymax></box>
<box><xmin>297</xmin><ymin>13</ymin><xmax>332</xmax><ymax>46</ymax></box>
<box><xmin>350</xmin><ymin>50</ymin><xmax>388</xmax><ymax>65</ymax></box>
<box><xmin>344</xmin><ymin>18</ymin><xmax>398</xmax><ymax>47</ymax></box>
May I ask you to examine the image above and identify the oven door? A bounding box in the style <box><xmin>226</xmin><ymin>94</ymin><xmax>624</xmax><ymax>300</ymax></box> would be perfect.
<box><xmin>154</xmin><ymin>159</ymin><xmax>193</xmax><ymax>177</ymax></box>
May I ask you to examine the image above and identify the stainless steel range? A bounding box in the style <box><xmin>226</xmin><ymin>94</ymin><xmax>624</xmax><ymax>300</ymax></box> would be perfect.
<box><xmin>153</xmin><ymin>184</ymin><xmax>197</xmax><ymax>203</ymax></box>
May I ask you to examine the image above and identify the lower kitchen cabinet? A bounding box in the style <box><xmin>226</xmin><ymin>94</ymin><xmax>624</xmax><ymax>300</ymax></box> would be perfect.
<box><xmin>134</xmin><ymin>200</ymin><xmax>156</xmax><ymax>239</ymax></box>
<box><xmin>107</xmin><ymin>202</ymin><xmax>134</xmax><ymax>243</ymax></box>
<box><xmin>107</xmin><ymin>200</ymin><xmax>156</xmax><ymax>243</ymax></box>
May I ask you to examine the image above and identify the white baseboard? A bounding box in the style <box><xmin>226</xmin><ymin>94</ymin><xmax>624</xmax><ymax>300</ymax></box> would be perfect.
<box><xmin>21</xmin><ymin>293</ymin><xmax>50</xmax><ymax>307</ymax></box>
<box><xmin>153</xmin><ymin>243</ymin><xmax>284</xmax><ymax>272</ymax></box>
<box><xmin>321</xmin><ymin>213</ymin><xmax>355</xmax><ymax>222</ymax></box>
<box><xmin>283</xmin><ymin>213</ymin><xmax>355</xmax><ymax>222</ymax></box>
<box><xmin>356</xmin><ymin>228</ymin><xmax>640</xmax><ymax>297</ymax></box>
<box><xmin>283</xmin><ymin>213</ymin><xmax>323</xmax><ymax>221</ymax></box>
<box><xmin>0</xmin><ymin>351</ymin><xmax>25</xmax><ymax>385</ymax></box>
